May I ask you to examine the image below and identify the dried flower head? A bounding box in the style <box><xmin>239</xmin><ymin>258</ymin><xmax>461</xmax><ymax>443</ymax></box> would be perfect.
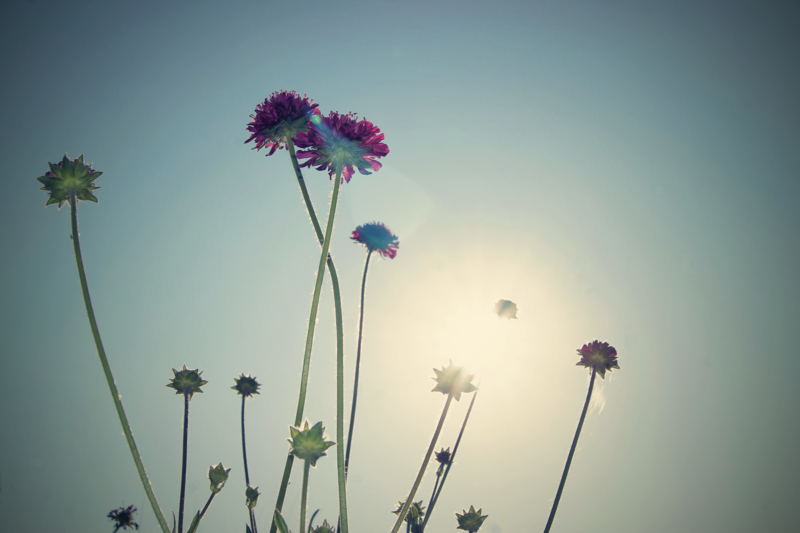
<box><xmin>351</xmin><ymin>222</ymin><xmax>399</xmax><ymax>258</ymax></box>
<box><xmin>576</xmin><ymin>340</ymin><xmax>620</xmax><ymax>379</ymax></box>
<box><xmin>232</xmin><ymin>373</ymin><xmax>261</xmax><ymax>398</ymax></box>
<box><xmin>36</xmin><ymin>154</ymin><xmax>102</xmax><ymax>208</ymax></box>
<box><xmin>245</xmin><ymin>484</ymin><xmax>260</xmax><ymax>509</ymax></box>
<box><xmin>456</xmin><ymin>505</ymin><xmax>488</xmax><ymax>533</ymax></box>
<box><xmin>494</xmin><ymin>299</ymin><xmax>518</xmax><ymax>319</ymax></box>
<box><xmin>288</xmin><ymin>421</ymin><xmax>335</xmax><ymax>467</ymax></box>
<box><xmin>166</xmin><ymin>365</ymin><xmax>208</xmax><ymax>399</ymax></box>
<box><xmin>108</xmin><ymin>505</ymin><xmax>139</xmax><ymax>532</ymax></box>
<box><xmin>208</xmin><ymin>462</ymin><xmax>231</xmax><ymax>494</ymax></box>
<box><xmin>393</xmin><ymin>500</ymin><xmax>426</xmax><ymax>524</ymax></box>
<box><xmin>432</xmin><ymin>361</ymin><xmax>478</xmax><ymax>401</ymax></box>
<box><xmin>311</xmin><ymin>519</ymin><xmax>336</xmax><ymax>533</ymax></box>
<box><xmin>245</xmin><ymin>90</ymin><xmax>319</xmax><ymax>156</ymax></box>
<box><xmin>294</xmin><ymin>111</ymin><xmax>389</xmax><ymax>183</ymax></box>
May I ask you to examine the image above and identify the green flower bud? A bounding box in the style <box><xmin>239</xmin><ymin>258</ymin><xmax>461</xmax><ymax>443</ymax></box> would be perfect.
<box><xmin>232</xmin><ymin>373</ymin><xmax>261</xmax><ymax>397</ymax></box>
<box><xmin>311</xmin><ymin>519</ymin><xmax>336</xmax><ymax>533</ymax></box>
<box><xmin>245</xmin><ymin>485</ymin><xmax>260</xmax><ymax>509</ymax></box>
<box><xmin>431</xmin><ymin>361</ymin><xmax>478</xmax><ymax>401</ymax></box>
<box><xmin>36</xmin><ymin>154</ymin><xmax>102</xmax><ymax>208</ymax></box>
<box><xmin>166</xmin><ymin>365</ymin><xmax>208</xmax><ymax>399</ymax></box>
<box><xmin>456</xmin><ymin>506</ymin><xmax>488</xmax><ymax>533</ymax></box>
<box><xmin>393</xmin><ymin>500</ymin><xmax>425</xmax><ymax>524</ymax></box>
<box><xmin>208</xmin><ymin>462</ymin><xmax>231</xmax><ymax>494</ymax></box>
<box><xmin>288</xmin><ymin>421</ymin><xmax>335</xmax><ymax>467</ymax></box>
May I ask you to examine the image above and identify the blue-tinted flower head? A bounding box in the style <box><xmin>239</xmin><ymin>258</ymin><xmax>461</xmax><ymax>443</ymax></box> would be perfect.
<box><xmin>351</xmin><ymin>222</ymin><xmax>399</xmax><ymax>258</ymax></box>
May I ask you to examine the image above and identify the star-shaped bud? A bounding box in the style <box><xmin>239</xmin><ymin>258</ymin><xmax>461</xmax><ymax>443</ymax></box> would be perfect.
<box><xmin>456</xmin><ymin>506</ymin><xmax>488</xmax><ymax>533</ymax></box>
<box><xmin>288</xmin><ymin>421</ymin><xmax>335</xmax><ymax>467</ymax></box>
<box><xmin>36</xmin><ymin>154</ymin><xmax>103</xmax><ymax>208</ymax></box>
<box><xmin>166</xmin><ymin>365</ymin><xmax>208</xmax><ymax>399</ymax></box>
<box><xmin>432</xmin><ymin>361</ymin><xmax>478</xmax><ymax>401</ymax></box>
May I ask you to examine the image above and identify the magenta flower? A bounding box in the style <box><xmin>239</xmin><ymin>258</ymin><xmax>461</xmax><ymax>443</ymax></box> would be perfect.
<box><xmin>576</xmin><ymin>340</ymin><xmax>620</xmax><ymax>379</ymax></box>
<box><xmin>245</xmin><ymin>90</ymin><xmax>319</xmax><ymax>156</ymax></box>
<box><xmin>351</xmin><ymin>222</ymin><xmax>399</xmax><ymax>258</ymax></box>
<box><xmin>294</xmin><ymin>111</ymin><xmax>389</xmax><ymax>183</ymax></box>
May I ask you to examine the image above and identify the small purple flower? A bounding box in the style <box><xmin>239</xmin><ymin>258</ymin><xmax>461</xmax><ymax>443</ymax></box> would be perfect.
<box><xmin>245</xmin><ymin>90</ymin><xmax>319</xmax><ymax>156</ymax></box>
<box><xmin>576</xmin><ymin>340</ymin><xmax>620</xmax><ymax>379</ymax></box>
<box><xmin>294</xmin><ymin>111</ymin><xmax>389</xmax><ymax>183</ymax></box>
<box><xmin>351</xmin><ymin>222</ymin><xmax>399</xmax><ymax>258</ymax></box>
<box><xmin>108</xmin><ymin>505</ymin><xmax>139</xmax><ymax>531</ymax></box>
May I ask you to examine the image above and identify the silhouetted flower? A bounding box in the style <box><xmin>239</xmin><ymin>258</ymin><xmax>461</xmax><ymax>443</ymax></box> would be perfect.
<box><xmin>435</xmin><ymin>447</ymin><xmax>452</xmax><ymax>466</ymax></box>
<box><xmin>494</xmin><ymin>299</ymin><xmax>518</xmax><ymax>319</ymax></box>
<box><xmin>108</xmin><ymin>505</ymin><xmax>139</xmax><ymax>532</ymax></box>
<box><xmin>456</xmin><ymin>505</ymin><xmax>488</xmax><ymax>533</ymax></box>
<box><xmin>166</xmin><ymin>365</ymin><xmax>208</xmax><ymax>399</ymax></box>
<box><xmin>432</xmin><ymin>361</ymin><xmax>478</xmax><ymax>401</ymax></box>
<box><xmin>294</xmin><ymin>111</ymin><xmax>389</xmax><ymax>183</ymax></box>
<box><xmin>232</xmin><ymin>373</ymin><xmax>261</xmax><ymax>397</ymax></box>
<box><xmin>288</xmin><ymin>421</ymin><xmax>335</xmax><ymax>467</ymax></box>
<box><xmin>208</xmin><ymin>462</ymin><xmax>231</xmax><ymax>494</ymax></box>
<box><xmin>36</xmin><ymin>154</ymin><xmax>102</xmax><ymax>208</ymax></box>
<box><xmin>351</xmin><ymin>222</ymin><xmax>399</xmax><ymax>258</ymax></box>
<box><xmin>245</xmin><ymin>90</ymin><xmax>319</xmax><ymax>156</ymax></box>
<box><xmin>576</xmin><ymin>340</ymin><xmax>620</xmax><ymax>379</ymax></box>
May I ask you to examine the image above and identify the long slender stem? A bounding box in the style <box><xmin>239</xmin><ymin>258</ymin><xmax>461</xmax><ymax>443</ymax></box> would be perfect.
<box><xmin>199</xmin><ymin>493</ymin><xmax>215</xmax><ymax>519</ymax></box>
<box><xmin>542</xmin><ymin>368</ymin><xmax>597</xmax><ymax>533</ymax></box>
<box><xmin>390</xmin><ymin>394</ymin><xmax>454</xmax><ymax>533</ymax></box>
<box><xmin>300</xmin><ymin>461</ymin><xmax>311</xmax><ymax>533</ymax></box>
<box><xmin>178</xmin><ymin>393</ymin><xmax>190</xmax><ymax>533</ymax></box>
<box><xmin>422</xmin><ymin>391</ymin><xmax>478</xmax><ymax>530</ymax></box>
<box><xmin>242</xmin><ymin>395</ymin><xmax>250</xmax><ymax>486</ymax></box>
<box><xmin>344</xmin><ymin>250</ymin><xmax>372</xmax><ymax>478</ymax></box>
<box><xmin>68</xmin><ymin>195</ymin><xmax>170</xmax><ymax>533</ymax></box>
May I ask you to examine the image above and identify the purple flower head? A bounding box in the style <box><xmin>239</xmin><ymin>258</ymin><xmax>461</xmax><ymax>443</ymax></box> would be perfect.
<box><xmin>245</xmin><ymin>91</ymin><xmax>319</xmax><ymax>156</ymax></box>
<box><xmin>294</xmin><ymin>111</ymin><xmax>389</xmax><ymax>183</ymax></box>
<box><xmin>576</xmin><ymin>340</ymin><xmax>620</xmax><ymax>379</ymax></box>
<box><xmin>351</xmin><ymin>222</ymin><xmax>399</xmax><ymax>259</ymax></box>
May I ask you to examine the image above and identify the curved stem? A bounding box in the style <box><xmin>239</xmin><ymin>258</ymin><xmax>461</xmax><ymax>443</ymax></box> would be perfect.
<box><xmin>542</xmin><ymin>368</ymin><xmax>597</xmax><ymax>533</ymax></box>
<box><xmin>178</xmin><ymin>393</ymin><xmax>190</xmax><ymax>533</ymax></box>
<box><xmin>68</xmin><ymin>195</ymin><xmax>170</xmax><ymax>533</ymax></box>
<box><xmin>390</xmin><ymin>394</ymin><xmax>454</xmax><ymax>533</ymax></box>
<box><xmin>300</xmin><ymin>460</ymin><xmax>311</xmax><ymax>533</ymax></box>
<box><xmin>344</xmin><ymin>250</ymin><xmax>372</xmax><ymax>479</ymax></box>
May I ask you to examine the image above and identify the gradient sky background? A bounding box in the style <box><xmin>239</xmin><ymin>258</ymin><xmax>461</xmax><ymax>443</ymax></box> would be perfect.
<box><xmin>1</xmin><ymin>0</ymin><xmax>799</xmax><ymax>532</ymax></box>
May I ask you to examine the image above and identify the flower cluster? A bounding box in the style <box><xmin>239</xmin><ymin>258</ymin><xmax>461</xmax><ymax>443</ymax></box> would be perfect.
<box><xmin>575</xmin><ymin>340</ymin><xmax>620</xmax><ymax>379</ymax></box>
<box><xmin>245</xmin><ymin>91</ymin><xmax>318</xmax><ymax>155</ymax></box>
<box><xmin>351</xmin><ymin>222</ymin><xmax>399</xmax><ymax>258</ymax></box>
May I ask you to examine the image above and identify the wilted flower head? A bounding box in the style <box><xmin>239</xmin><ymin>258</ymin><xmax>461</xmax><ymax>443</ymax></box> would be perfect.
<box><xmin>294</xmin><ymin>111</ymin><xmax>389</xmax><ymax>183</ymax></box>
<box><xmin>288</xmin><ymin>421</ymin><xmax>335</xmax><ymax>467</ymax></box>
<box><xmin>36</xmin><ymin>154</ymin><xmax>102</xmax><ymax>208</ymax></box>
<box><xmin>311</xmin><ymin>519</ymin><xmax>336</xmax><ymax>533</ymax></box>
<box><xmin>393</xmin><ymin>500</ymin><xmax>426</xmax><ymax>524</ymax></box>
<box><xmin>456</xmin><ymin>505</ymin><xmax>488</xmax><ymax>533</ymax></box>
<box><xmin>351</xmin><ymin>222</ymin><xmax>399</xmax><ymax>258</ymax></box>
<box><xmin>494</xmin><ymin>299</ymin><xmax>518</xmax><ymax>319</ymax></box>
<box><xmin>576</xmin><ymin>340</ymin><xmax>620</xmax><ymax>379</ymax></box>
<box><xmin>432</xmin><ymin>361</ymin><xmax>478</xmax><ymax>401</ymax></box>
<box><xmin>208</xmin><ymin>462</ymin><xmax>231</xmax><ymax>494</ymax></box>
<box><xmin>166</xmin><ymin>365</ymin><xmax>208</xmax><ymax>399</ymax></box>
<box><xmin>245</xmin><ymin>485</ymin><xmax>260</xmax><ymax>509</ymax></box>
<box><xmin>232</xmin><ymin>373</ymin><xmax>261</xmax><ymax>398</ymax></box>
<box><xmin>245</xmin><ymin>90</ymin><xmax>319</xmax><ymax>156</ymax></box>
<box><xmin>108</xmin><ymin>505</ymin><xmax>139</xmax><ymax>532</ymax></box>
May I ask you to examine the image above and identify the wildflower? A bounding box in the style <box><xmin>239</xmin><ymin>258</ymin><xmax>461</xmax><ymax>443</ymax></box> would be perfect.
<box><xmin>575</xmin><ymin>340</ymin><xmax>620</xmax><ymax>379</ymax></box>
<box><xmin>232</xmin><ymin>374</ymin><xmax>261</xmax><ymax>397</ymax></box>
<box><xmin>432</xmin><ymin>361</ymin><xmax>478</xmax><ymax>401</ymax></box>
<box><xmin>36</xmin><ymin>154</ymin><xmax>102</xmax><ymax>208</ymax></box>
<box><xmin>311</xmin><ymin>519</ymin><xmax>336</xmax><ymax>533</ymax></box>
<box><xmin>245</xmin><ymin>90</ymin><xmax>319</xmax><ymax>155</ymax></box>
<box><xmin>494</xmin><ymin>299</ymin><xmax>518</xmax><ymax>319</ymax></box>
<box><xmin>393</xmin><ymin>500</ymin><xmax>426</xmax><ymax>523</ymax></box>
<box><xmin>288</xmin><ymin>421</ymin><xmax>335</xmax><ymax>467</ymax></box>
<box><xmin>435</xmin><ymin>447</ymin><xmax>452</xmax><ymax>466</ymax></box>
<box><xmin>245</xmin><ymin>485</ymin><xmax>260</xmax><ymax>509</ymax></box>
<box><xmin>294</xmin><ymin>111</ymin><xmax>389</xmax><ymax>183</ymax></box>
<box><xmin>108</xmin><ymin>505</ymin><xmax>139</xmax><ymax>532</ymax></box>
<box><xmin>351</xmin><ymin>222</ymin><xmax>399</xmax><ymax>258</ymax></box>
<box><xmin>456</xmin><ymin>505</ymin><xmax>488</xmax><ymax>533</ymax></box>
<box><xmin>208</xmin><ymin>462</ymin><xmax>231</xmax><ymax>494</ymax></box>
<box><xmin>166</xmin><ymin>365</ymin><xmax>208</xmax><ymax>398</ymax></box>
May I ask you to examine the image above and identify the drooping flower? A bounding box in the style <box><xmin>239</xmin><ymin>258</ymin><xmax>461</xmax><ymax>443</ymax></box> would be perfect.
<box><xmin>456</xmin><ymin>505</ymin><xmax>488</xmax><ymax>533</ymax></box>
<box><xmin>166</xmin><ymin>365</ymin><xmax>208</xmax><ymax>399</ymax></box>
<box><xmin>351</xmin><ymin>222</ymin><xmax>399</xmax><ymax>258</ymax></box>
<box><xmin>432</xmin><ymin>361</ymin><xmax>478</xmax><ymax>401</ymax></box>
<box><xmin>36</xmin><ymin>154</ymin><xmax>102</xmax><ymax>208</ymax></box>
<box><xmin>393</xmin><ymin>500</ymin><xmax>426</xmax><ymax>523</ymax></box>
<box><xmin>288</xmin><ymin>421</ymin><xmax>335</xmax><ymax>467</ymax></box>
<box><xmin>575</xmin><ymin>340</ymin><xmax>620</xmax><ymax>379</ymax></box>
<box><xmin>494</xmin><ymin>299</ymin><xmax>518</xmax><ymax>319</ymax></box>
<box><xmin>108</xmin><ymin>505</ymin><xmax>139</xmax><ymax>532</ymax></box>
<box><xmin>208</xmin><ymin>462</ymin><xmax>231</xmax><ymax>494</ymax></box>
<box><xmin>311</xmin><ymin>519</ymin><xmax>336</xmax><ymax>533</ymax></box>
<box><xmin>294</xmin><ymin>111</ymin><xmax>389</xmax><ymax>183</ymax></box>
<box><xmin>232</xmin><ymin>373</ymin><xmax>261</xmax><ymax>398</ymax></box>
<box><xmin>245</xmin><ymin>90</ymin><xmax>319</xmax><ymax>156</ymax></box>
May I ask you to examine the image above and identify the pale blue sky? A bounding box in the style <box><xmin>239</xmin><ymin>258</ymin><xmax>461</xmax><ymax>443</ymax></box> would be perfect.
<box><xmin>1</xmin><ymin>1</ymin><xmax>799</xmax><ymax>532</ymax></box>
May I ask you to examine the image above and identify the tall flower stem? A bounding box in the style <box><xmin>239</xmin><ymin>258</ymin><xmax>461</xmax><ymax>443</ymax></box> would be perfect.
<box><xmin>300</xmin><ymin>461</ymin><xmax>311</xmax><ymax>533</ymax></box>
<box><xmin>241</xmin><ymin>395</ymin><xmax>258</xmax><ymax>533</ymax></box>
<box><xmin>390</xmin><ymin>394</ymin><xmax>454</xmax><ymax>533</ymax></box>
<box><xmin>68</xmin><ymin>194</ymin><xmax>170</xmax><ymax>533</ymax></box>
<box><xmin>269</xmin><ymin>143</ymin><xmax>348</xmax><ymax>533</ymax></box>
<box><xmin>345</xmin><ymin>250</ymin><xmax>372</xmax><ymax>479</ymax></box>
<box><xmin>543</xmin><ymin>368</ymin><xmax>597</xmax><ymax>533</ymax></box>
<box><xmin>178</xmin><ymin>393</ymin><xmax>190</xmax><ymax>533</ymax></box>
<box><xmin>422</xmin><ymin>391</ymin><xmax>478</xmax><ymax>530</ymax></box>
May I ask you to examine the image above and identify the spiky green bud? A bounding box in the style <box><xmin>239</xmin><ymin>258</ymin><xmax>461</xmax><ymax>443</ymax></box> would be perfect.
<box><xmin>36</xmin><ymin>154</ymin><xmax>102</xmax><ymax>208</ymax></box>
<box><xmin>432</xmin><ymin>361</ymin><xmax>478</xmax><ymax>401</ymax></box>
<box><xmin>208</xmin><ymin>463</ymin><xmax>231</xmax><ymax>494</ymax></box>
<box><xmin>166</xmin><ymin>365</ymin><xmax>208</xmax><ymax>399</ymax></box>
<box><xmin>232</xmin><ymin>373</ymin><xmax>261</xmax><ymax>397</ymax></box>
<box><xmin>288</xmin><ymin>421</ymin><xmax>335</xmax><ymax>467</ymax></box>
<box><xmin>456</xmin><ymin>506</ymin><xmax>488</xmax><ymax>533</ymax></box>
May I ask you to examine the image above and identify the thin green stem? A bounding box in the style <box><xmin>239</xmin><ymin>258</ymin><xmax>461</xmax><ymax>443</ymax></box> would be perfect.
<box><xmin>68</xmin><ymin>195</ymin><xmax>170</xmax><ymax>533</ymax></box>
<box><xmin>422</xmin><ymin>391</ymin><xmax>478</xmax><ymax>530</ymax></box>
<box><xmin>242</xmin><ymin>395</ymin><xmax>250</xmax><ymax>486</ymax></box>
<box><xmin>199</xmin><ymin>493</ymin><xmax>215</xmax><ymax>519</ymax></box>
<box><xmin>178</xmin><ymin>393</ymin><xmax>190</xmax><ymax>533</ymax></box>
<box><xmin>390</xmin><ymin>394</ymin><xmax>454</xmax><ymax>533</ymax></box>
<box><xmin>300</xmin><ymin>460</ymin><xmax>311</xmax><ymax>533</ymax></box>
<box><xmin>542</xmin><ymin>368</ymin><xmax>597</xmax><ymax>533</ymax></box>
<box><xmin>344</xmin><ymin>250</ymin><xmax>372</xmax><ymax>479</ymax></box>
